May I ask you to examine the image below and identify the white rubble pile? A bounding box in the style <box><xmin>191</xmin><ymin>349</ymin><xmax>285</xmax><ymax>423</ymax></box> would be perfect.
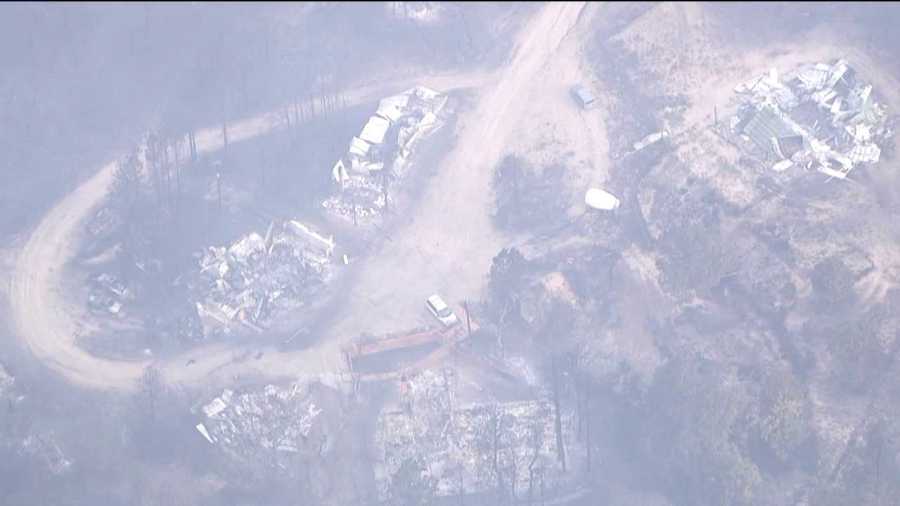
<box><xmin>193</xmin><ymin>220</ymin><xmax>336</xmax><ymax>336</ymax></box>
<box><xmin>197</xmin><ymin>382</ymin><xmax>324</xmax><ymax>464</ymax></box>
<box><xmin>385</xmin><ymin>2</ymin><xmax>444</xmax><ymax>24</ymax></box>
<box><xmin>87</xmin><ymin>272</ymin><xmax>133</xmax><ymax>316</ymax></box>
<box><xmin>730</xmin><ymin>59</ymin><xmax>894</xmax><ymax>180</ymax></box>
<box><xmin>325</xmin><ymin>86</ymin><xmax>448</xmax><ymax>224</ymax></box>
<box><xmin>0</xmin><ymin>364</ymin><xmax>15</xmax><ymax>397</ymax></box>
<box><xmin>0</xmin><ymin>364</ymin><xmax>26</xmax><ymax>407</ymax></box>
<box><xmin>374</xmin><ymin>368</ymin><xmax>575</xmax><ymax>499</ymax></box>
<box><xmin>3</xmin><ymin>366</ymin><xmax>70</xmax><ymax>476</ymax></box>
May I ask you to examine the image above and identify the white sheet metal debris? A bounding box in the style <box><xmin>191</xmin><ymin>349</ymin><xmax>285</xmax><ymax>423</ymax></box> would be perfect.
<box><xmin>633</xmin><ymin>130</ymin><xmax>669</xmax><ymax>152</ymax></box>
<box><xmin>348</xmin><ymin>136</ymin><xmax>372</xmax><ymax>158</ymax></box>
<box><xmin>332</xmin><ymin>159</ymin><xmax>350</xmax><ymax>187</ymax></box>
<box><xmin>376</xmin><ymin>93</ymin><xmax>411</xmax><ymax>123</ymax></box>
<box><xmin>772</xmin><ymin>159</ymin><xmax>794</xmax><ymax>172</ymax></box>
<box><xmin>359</xmin><ymin>116</ymin><xmax>391</xmax><ymax>145</ymax></box>
<box><xmin>196</xmin><ymin>423</ymin><xmax>216</xmax><ymax>444</ymax></box>
<box><xmin>818</xmin><ymin>165</ymin><xmax>848</xmax><ymax>180</ymax></box>
<box><xmin>202</xmin><ymin>389</ymin><xmax>232</xmax><ymax>418</ymax></box>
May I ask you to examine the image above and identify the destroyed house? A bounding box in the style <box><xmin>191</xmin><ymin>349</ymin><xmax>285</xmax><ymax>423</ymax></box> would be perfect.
<box><xmin>195</xmin><ymin>383</ymin><xmax>326</xmax><ymax>464</ymax></box>
<box><xmin>375</xmin><ymin>371</ymin><xmax>576</xmax><ymax>500</ymax></box>
<box><xmin>193</xmin><ymin>219</ymin><xmax>336</xmax><ymax>335</ymax></box>
<box><xmin>324</xmin><ymin>86</ymin><xmax>448</xmax><ymax>224</ymax></box>
<box><xmin>730</xmin><ymin>60</ymin><xmax>891</xmax><ymax>179</ymax></box>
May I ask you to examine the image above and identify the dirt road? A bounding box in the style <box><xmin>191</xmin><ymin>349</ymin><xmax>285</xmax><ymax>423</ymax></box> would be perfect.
<box><xmin>502</xmin><ymin>2</ymin><xmax>610</xmax><ymax>217</ymax></box>
<box><xmin>10</xmin><ymin>2</ymin><xmax>591</xmax><ymax>392</ymax></box>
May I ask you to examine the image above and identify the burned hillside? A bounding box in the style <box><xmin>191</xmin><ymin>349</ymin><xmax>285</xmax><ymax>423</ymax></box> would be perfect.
<box><xmin>10</xmin><ymin>3</ymin><xmax>900</xmax><ymax>506</ymax></box>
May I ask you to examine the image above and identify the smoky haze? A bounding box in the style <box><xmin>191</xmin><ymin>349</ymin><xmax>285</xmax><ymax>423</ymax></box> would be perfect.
<box><xmin>2</xmin><ymin>3</ymin><xmax>900</xmax><ymax>506</ymax></box>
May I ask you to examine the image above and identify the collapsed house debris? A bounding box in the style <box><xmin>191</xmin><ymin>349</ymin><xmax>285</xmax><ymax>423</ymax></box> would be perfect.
<box><xmin>729</xmin><ymin>59</ymin><xmax>893</xmax><ymax>180</ymax></box>
<box><xmin>374</xmin><ymin>368</ymin><xmax>576</xmax><ymax>500</ymax></box>
<box><xmin>195</xmin><ymin>381</ymin><xmax>328</xmax><ymax>467</ymax></box>
<box><xmin>192</xmin><ymin>220</ymin><xmax>336</xmax><ymax>336</ymax></box>
<box><xmin>324</xmin><ymin>86</ymin><xmax>448</xmax><ymax>223</ymax></box>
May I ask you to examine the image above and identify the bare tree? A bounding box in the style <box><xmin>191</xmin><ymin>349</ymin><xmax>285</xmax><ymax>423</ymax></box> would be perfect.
<box><xmin>550</xmin><ymin>355</ymin><xmax>566</xmax><ymax>473</ymax></box>
<box><xmin>136</xmin><ymin>364</ymin><xmax>164</xmax><ymax>422</ymax></box>
<box><xmin>109</xmin><ymin>150</ymin><xmax>145</xmax><ymax>220</ymax></box>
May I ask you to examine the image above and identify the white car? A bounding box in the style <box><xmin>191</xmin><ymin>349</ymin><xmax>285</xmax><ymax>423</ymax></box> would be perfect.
<box><xmin>426</xmin><ymin>294</ymin><xmax>459</xmax><ymax>328</ymax></box>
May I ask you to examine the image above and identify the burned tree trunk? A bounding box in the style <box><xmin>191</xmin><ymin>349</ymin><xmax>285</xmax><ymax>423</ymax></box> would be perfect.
<box><xmin>491</xmin><ymin>407</ymin><xmax>506</xmax><ymax>504</ymax></box>
<box><xmin>551</xmin><ymin>356</ymin><xmax>567</xmax><ymax>472</ymax></box>
<box><xmin>188</xmin><ymin>130</ymin><xmax>197</xmax><ymax>162</ymax></box>
<box><xmin>173</xmin><ymin>138</ymin><xmax>182</xmax><ymax>214</ymax></box>
<box><xmin>222</xmin><ymin>119</ymin><xmax>229</xmax><ymax>152</ymax></box>
<box><xmin>584</xmin><ymin>372</ymin><xmax>593</xmax><ymax>474</ymax></box>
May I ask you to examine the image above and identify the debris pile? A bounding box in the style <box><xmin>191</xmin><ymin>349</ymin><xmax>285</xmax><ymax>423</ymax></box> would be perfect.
<box><xmin>86</xmin><ymin>206</ymin><xmax>123</xmax><ymax>238</ymax></box>
<box><xmin>87</xmin><ymin>273</ymin><xmax>133</xmax><ymax>316</ymax></box>
<box><xmin>374</xmin><ymin>368</ymin><xmax>575</xmax><ymax>499</ymax></box>
<box><xmin>729</xmin><ymin>59</ymin><xmax>893</xmax><ymax>180</ymax></box>
<box><xmin>19</xmin><ymin>433</ymin><xmax>72</xmax><ymax>476</ymax></box>
<box><xmin>386</xmin><ymin>2</ymin><xmax>444</xmax><ymax>24</ymax></box>
<box><xmin>632</xmin><ymin>129</ymin><xmax>670</xmax><ymax>153</ymax></box>
<box><xmin>0</xmin><ymin>364</ymin><xmax>17</xmax><ymax>401</ymax></box>
<box><xmin>192</xmin><ymin>220</ymin><xmax>336</xmax><ymax>336</ymax></box>
<box><xmin>324</xmin><ymin>86</ymin><xmax>448</xmax><ymax>223</ymax></box>
<box><xmin>195</xmin><ymin>382</ymin><xmax>326</xmax><ymax>466</ymax></box>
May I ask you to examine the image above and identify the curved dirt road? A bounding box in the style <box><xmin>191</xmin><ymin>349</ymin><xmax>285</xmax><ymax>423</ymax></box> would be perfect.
<box><xmin>10</xmin><ymin>2</ymin><xmax>591</xmax><ymax>392</ymax></box>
